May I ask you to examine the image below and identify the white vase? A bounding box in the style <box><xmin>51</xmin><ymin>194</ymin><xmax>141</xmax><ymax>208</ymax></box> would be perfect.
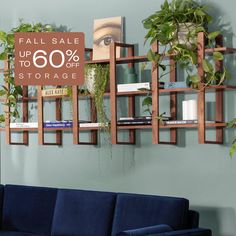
<box><xmin>175</xmin><ymin>23</ymin><xmax>197</xmax><ymax>47</ymax></box>
<box><xmin>85</xmin><ymin>68</ymin><xmax>96</xmax><ymax>94</ymax></box>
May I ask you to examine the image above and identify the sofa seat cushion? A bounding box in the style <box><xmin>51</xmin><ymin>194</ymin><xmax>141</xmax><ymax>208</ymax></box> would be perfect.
<box><xmin>112</xmin><ymin>193</ymin><xmax>189</xmax><ymax>236</ymax></box>
<box><xmin>51</xmin><ymin>189</ymin><xmax>116</xmax><ymax>236</ymax></box>
<box><xmin>2</xmin><ymin>185</ymin><xmax>58</xmax><ymax>236</ymax></box>
<box><xmin>0</xmin><ymin>231</ymin><xmax>41</xmax><ymax>236</ymax></box>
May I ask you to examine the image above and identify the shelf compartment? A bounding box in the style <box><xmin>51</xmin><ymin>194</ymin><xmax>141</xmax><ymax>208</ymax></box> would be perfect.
<box><xmin>4</xmin><ymin>59</ymin><xmax>29</xmax><ymax>145</ymax></box>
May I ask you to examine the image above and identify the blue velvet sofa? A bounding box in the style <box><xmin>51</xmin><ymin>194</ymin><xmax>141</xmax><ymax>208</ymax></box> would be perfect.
<box><xmin>0</xmin><ymin>184</ymin><xmax>211</xmax><ymax>236</ymax></box>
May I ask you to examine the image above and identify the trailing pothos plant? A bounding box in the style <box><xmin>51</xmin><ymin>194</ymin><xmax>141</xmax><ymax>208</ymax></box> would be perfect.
<box><xmin>85</xmin><ymin>64</ymin><xmax>110</xmax><ymax>129</ymax></box>
<box><xmin>0</xmin><ymin>20</ymin><xmax>55</xmax><ymax>123</ymax></box>
<box><xmin>227</xmin><ymin>119</ymin><xmax>236</xmax><ymax>158</ymax></box>
<box><xmin>142</xmin><ymin>0</ymin><xmax>228</xmax><ymax>88</ymax></box>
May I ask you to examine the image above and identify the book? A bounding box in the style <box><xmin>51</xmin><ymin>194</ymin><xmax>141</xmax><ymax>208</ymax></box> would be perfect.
<box><xmin>42</xmin><ymin>88</ymin><xmax>68</xmax><ymax>97</ymax></box>
<box><xmin>79</xmin><ymin>122</ymin><xmax>108</xmax><ymax>128</ymax></box>
<box><xmin>117</xmin><ymin>82</ymin><xmax>151</xmax><ymax>92</ymax></box>
<box><xmin>118</xmin><ymin>116</ymin><xmax>170</xmax><ymax>122</ymax></box>
<box><xmin>44</xmin><ymin>121</ymin><xmax>73</xmax><ymax>128</ymax></box>
<box><xmin>117</xmin><ymin>82</ymin><xmax>164</xmax><ymax>92</ymax></box>
<box><xmin>119</xmin><ymin>116</ymin><xmax>152</xmax><ymax>121</ymax></box>
<box><xmin>43</xmin><ymin>120</ymin><xmax>90</xmax><ymax>128</ymax></box>
<box><xmin>117</xmin><ymin>120</ymin><xmax>151</xmax><ymax>125</ymax></box>
<box><xmin>10</xmin><ymin>122</ymin><xmax>38</xmax><ymax>128</ymax></box>
<box><xmin>164</xmin><ymin>120</ymin><xmax>216</xmax><ymax>125</ymax></box>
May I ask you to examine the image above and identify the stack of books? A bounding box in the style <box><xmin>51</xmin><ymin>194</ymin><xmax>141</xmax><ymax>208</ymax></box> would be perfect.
<box><xmin>118</xmin><ymin>116</ymin><xmax>152</xmax><ymax>125</ymax></box>
<box><xmin>117</xmin><ymin>116</ymin><xmax>170</xmax><ymax>125</ymax></box>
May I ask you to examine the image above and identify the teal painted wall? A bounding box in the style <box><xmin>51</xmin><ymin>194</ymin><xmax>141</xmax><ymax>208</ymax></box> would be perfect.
<box><xmin>1</xmin><ymin>0</ymin><xmax>236</xmax><ymax>235</ymax></box>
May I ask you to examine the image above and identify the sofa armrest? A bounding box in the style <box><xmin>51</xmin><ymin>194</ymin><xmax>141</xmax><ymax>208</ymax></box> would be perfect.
<box><xmin>117</xmin><ymin>224</ymin><xmax>173</xmax><ymax>236</ymax></box>
<box><xmin>152</xmin><ymin>228</ymin><xmax>211</xmax><ymax>236</ymax></box>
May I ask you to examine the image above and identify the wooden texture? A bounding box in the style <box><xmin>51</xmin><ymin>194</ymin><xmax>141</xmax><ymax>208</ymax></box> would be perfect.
<box><xmin>214</xmin><ymin>35</ymin><xmax>224</xmax><ymax>144</ymax></box>
<box><xmin>110</xmin><ymin>42</ymin><xmax>118</xmax><ymax>144</ymax></box>
<box><xmin>22</xmin><ymin>86</ymin><xmax>29</xmax><ymax>145</ymax></box>
<box><xmin>151</xmin><ymin>42</ymin><xmax>159</xmax><ymax>144</ymax></box>
<box><xmin>37</xmin><ymin>86</ymin><xmax>44</xmax><ymax>145</ymax></box>
<box><xmin>169</xmin><ymin>58</ymin><xmax>177</xmax><ymax>144</ymax></box>
<box><xmin>4</xmin><ymin>60</ymin><xmax>10</xmax><ymax>144</ymax></box>
<box><xmin>197</xmin><ymin>32</ymin><xmax>206</xmax><ymax>144</ymax></box>
<box><xmin>72</xmin><ymin>86</ymin><xmax>79</xmax><ymax>144</ymax></box>
<box><xmin>127</xmin><ymin>44</ymin><xmax>135</xmax><ymax>144</ymax></box>
<box><xmin>55</xmin><ymin>97</ymin><xmax>62</xmax><ymax>145</ymax></box>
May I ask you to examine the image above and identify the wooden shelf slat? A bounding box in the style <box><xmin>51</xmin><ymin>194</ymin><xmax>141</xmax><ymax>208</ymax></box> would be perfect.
<box><xmin>117</xmin><ymin>122</ymin><xmax>226</xmax><ymax>130</ymax></box>
<box><xmin>0</xmin><ymin>122</ymin><xmax>228</xmax><ymax>133</ymax></box>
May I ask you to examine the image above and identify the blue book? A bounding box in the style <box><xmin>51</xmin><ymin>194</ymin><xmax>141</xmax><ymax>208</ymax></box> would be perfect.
<box><xmin>43</xmin><ymin>120</ymin><xmax>90</xmax><ymax>128</ymax></box>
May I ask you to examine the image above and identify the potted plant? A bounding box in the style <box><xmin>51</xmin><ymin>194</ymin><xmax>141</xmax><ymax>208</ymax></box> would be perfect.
<box><xmin>85</xmin><ymin>64</ymin><xmax>110</xmax><ymax>128</ymax></box>
<box><xmin>142</xmin><ymin>0</ymin><xmax>227</xmax><ymax>88</ymax></box>
<box><xmin>0</xmin><ymin>20</ymin><xmax>55</xmax><ymax>122</ymax></box>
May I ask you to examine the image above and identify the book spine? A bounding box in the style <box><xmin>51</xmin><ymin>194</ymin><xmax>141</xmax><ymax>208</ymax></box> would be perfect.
<box><xmin>10</xmin><ymin>122</ymin><xmax>38</xmax><ymax>128</ymax></box>
<box><xmin>118</xmin><ymin>121</ymin><xmax>151</xmax><ymax>125</ymax></box>
<box><xmin>164</xmin><ymin>120</ymin><xmax>197</xmax><ymax>125</ymax></box>
<box><xmin>117</xmin><ymin>82</ymin><xmax>150</xmax><ymax>92</ymax></box>
<box><xmin>43</xmin><ymin>123</ymin><xmax>72</xmax><ymax>128</ymax></box>
<box><xmin>42</xmin><ymin>88</ymin><xmax>68</xmax><ymax>97</ymax></box>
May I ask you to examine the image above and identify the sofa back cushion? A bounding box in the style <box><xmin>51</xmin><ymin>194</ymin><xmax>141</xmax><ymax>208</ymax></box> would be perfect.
<box><xmin>111</xmin><ymin>193</ymin><xmax>189</xmax><ymax>236</ymax></box>
<box><xmin>51</xmin><ymin>189</ymin><xmax>116</xmax><ymax>236</ymax></box>
<box><xmin>0</xmin><ymin>185</ymin><xmax>4</xmax><ymax>228</ymax></box>
<box><xmin>2</xmin><ymin>185</ymin><xmax>57</xmax><ymax>235</ymax></box>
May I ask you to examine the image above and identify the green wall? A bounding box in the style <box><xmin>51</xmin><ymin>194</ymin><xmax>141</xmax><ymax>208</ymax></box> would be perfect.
<box><xmin>1</xmin><ymin>0</ymin><xmax>236</xmax><ymax>236</ymax></box>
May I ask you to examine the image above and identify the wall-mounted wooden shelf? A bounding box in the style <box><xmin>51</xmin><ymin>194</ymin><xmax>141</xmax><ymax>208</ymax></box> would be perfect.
<box><xmin>2</xmin><ymin>32</ymin><xmax>236</xmax><ymax>146</ymax></box>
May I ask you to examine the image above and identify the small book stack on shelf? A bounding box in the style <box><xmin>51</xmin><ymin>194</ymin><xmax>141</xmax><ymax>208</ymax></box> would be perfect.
<box><xmin>117</xmin><ymin>115</ymin><xmax>170</xmax><ymax>125</ymax></box>
<box><xmin>163</xmin><ymin>120</ymin><xmax>216</xmax><ymax>125</ymax></box>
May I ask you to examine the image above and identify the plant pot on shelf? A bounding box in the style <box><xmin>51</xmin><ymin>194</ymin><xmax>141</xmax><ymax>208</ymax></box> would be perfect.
<box><xmin>173</xmin><ymin>23</ymin><xmax>197</xmax><ymax>48</ymax></box>
<box><xmin>85</xmin><ymin>64</ymin><xmax>110</xmax><ymax>94</ymax></box>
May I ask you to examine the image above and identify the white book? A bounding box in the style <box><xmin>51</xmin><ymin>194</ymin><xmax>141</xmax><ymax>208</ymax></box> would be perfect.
<box><xmin>117</xmin><ymin>82</ymin><xmax>150</xmax><ymax>92</ymax></box>
<box><xmin>79</xmin><ymin>122</ymin><xmax>108</xmax><ymax>128</ymax></box>
<box><xmin>10</xmin><ymin>122</ymin><xmax>38</xmax><ymax>128</ymax></box>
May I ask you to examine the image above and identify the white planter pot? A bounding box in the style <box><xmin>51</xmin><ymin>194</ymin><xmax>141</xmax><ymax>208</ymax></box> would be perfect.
<box><xmin>175</xmin><ymin>23</ymin><xmax>197</xmax><ymax>47</ymax></box>
<box><xmin>85</xmin><ymin>68</ymin><xmax>96</xmax><ymax>94</ymax></box>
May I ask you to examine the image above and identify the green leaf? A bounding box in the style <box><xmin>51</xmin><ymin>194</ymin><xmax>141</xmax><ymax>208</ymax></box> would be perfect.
<box><xmin>138</xmin><ymin>88</ymin><xmax>150</xmax><ymax>91</ymax></box>
<box><xmin>8</xmin><ymin>95</ymin><xmax>16</xmax><ymax>102</ymax></box>
<box><xmin>159</xmin><ymin>64</ymin><xmax>166</xmax><ymax>71</ymax></box>
<box><xmin>0</xmin><ymin>52</ymin><xmax>7</xmax><ymax>60</ymax></box>
<box><xmin>213</xmin><ymin>52</ymin><xmax>224</xmax><ymax>61</ymax></box>
<box><xmin>195</xmin><ymin>9</ymin><xmax>207</xmax><ymax>17</ymax></box>
<box><xmin>0</xmin><ymin>89</ymin><xmax>7</xmax><ymax>96</ymax></box>
<box><xmin>229</xmin><ymin>139</ymin><xmax>236</xmax><ymax>158</ymax></box>
<box><xmin>0</xmin><ymin>114</ymin><xmax>5</xmax><ymax>123</ymax></box>
<box><xmin>143</xmin><ymin>108</ymin><xmax>151</xmax><ymax>114</ymax></box>
<box><xmin>147</xmin><ymin>49</ymin><xmax>156</xmax><ymax>62</ymax></box>
<box><xmin>217</xmin><ymin>69</ymin><xmax>226</xmax><ymax>85</ymax></box>
<box><xmin>140</xmin><ymin>62</ymin><xmax>147</xmax><ymax>72</ymax></box>
<box><xmin>195</xmin><ymin>26</ymin><xmax>205</xmax><ymax>33</ymax></box>
<box><xmin>0</xmin><ymin>31</ymin><xmax>7</xmax><ymax>42</ymax></box>
<box><xmin>227</xmin><ymin>118</ymin><xmax>236</xmax><ymax>128</ymax></box>
<box><xmin>203</xmin><ymin>59</ymin><xmax>213</xmax><ymax>73</ymax></box>
<box><xmin>142</xmin><ymin>96</ymin><xmax>152</xmax><ymax>106</ymax></box>
<box><xmin>208</xmin><ymin>31</ymin><xmax>221</xmax><ymax>40</ymax></box>
<box><xmin>15</xmin><ymin>86</ymin><xmax>23</xmax><ymax>96</ymax></box>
